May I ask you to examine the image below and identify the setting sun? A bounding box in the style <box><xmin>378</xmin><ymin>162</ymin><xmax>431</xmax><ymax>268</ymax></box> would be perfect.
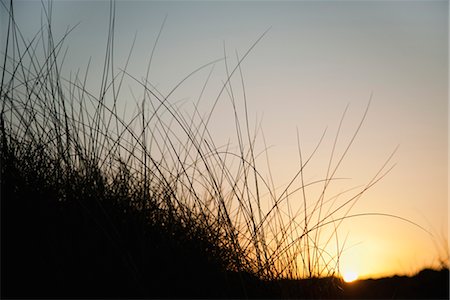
<box><xmin>343</xmin><ymin>271</ymin><xmax>359</xmax><ymax>283</ymax></box>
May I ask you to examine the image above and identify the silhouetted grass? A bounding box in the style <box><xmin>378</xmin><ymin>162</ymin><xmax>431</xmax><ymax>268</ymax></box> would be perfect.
<box><xmin>0</xmin><ymin>1</ymin><xmax>433</xmax><ymax>298</ymax></box>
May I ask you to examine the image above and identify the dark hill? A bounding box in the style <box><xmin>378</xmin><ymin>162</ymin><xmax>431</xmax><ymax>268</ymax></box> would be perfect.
<box><xmin>341</xmin><ymin>268</ymin><xmax>449</xmax><ymax>299</ymax></box>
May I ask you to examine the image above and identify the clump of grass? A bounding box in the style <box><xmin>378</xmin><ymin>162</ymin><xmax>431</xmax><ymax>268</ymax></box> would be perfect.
<box><xmin>0</xmin><ymin>1</ymin><xmax>415</xmax><ymax>298</ymax></box>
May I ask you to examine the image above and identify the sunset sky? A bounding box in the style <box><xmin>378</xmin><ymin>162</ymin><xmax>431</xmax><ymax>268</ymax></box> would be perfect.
<box><xmin>3</xmin><ymin>0</ymin><xmax>447</xmax><ymax>279</ymax></box>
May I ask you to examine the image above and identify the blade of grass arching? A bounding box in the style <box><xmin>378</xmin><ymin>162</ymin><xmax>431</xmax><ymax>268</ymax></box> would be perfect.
<box><xmin>71</xmin><ymin>75</ymin><xmax>97</xmax><ymax>165</ymax></box>
<box><xmin>121</xmin><ymin>56</ymin><xmax>222</xmax><ymax>142</ymax></box>
<box><xmin>3</xmin><ymin>42</ymin><xmax>59</xmax><ymax>150</ymax></box>
<box><xmin>255</xmin><ymin>178</ymin><xmax>341</xmax><ymax>252</ymax></box>
<box><xmin>82</xmin><ymin>67</ymin><xmax>139</xmax><ymax>172</ymax></box>
<box><xmin>122</xmin><ymin>68</ymin><xmax>236</xmax><ymax>210</ymax></box>
<box><xmin>309</xmin><ymin>97</ymin><xmax>372</xmax><ymax>226</ymax></box>
<box><xmin>53</xmin><ymin>50</ymin><xmax>75</xmax><ymax>168</ymax></box>
<box><xmin>221</xmin><ymin>46</ymin><xmax>261</xmax><ymax>269</ymax></box>
<box><xmin>149</xmin><ymin>117</ymin><xmax>205</xmax><ymax>214</ymax></box>
<box><xmin>278</xmin><ymin>186</ymin><xmax>359</xmax><ymax>276</ymax></box>
<box><xmin>263</xmin><ymin>178</ymin><xmax>355</xmax><ymax>277</ymax></box>
<box><xmin>202</xmin><ymin>28</ymin><xmax>271</xmax><ymax>136</ymax></box>
<box><xmin>193</xmin><ymin>36</ymin><xmax>273</xmax><ymax>260</ymax></box>
<box><xmin>3</xmin><ymin>3</ymin><xmax>44</xmax><ymax>96</ymax></box>
<box><xmin>146</xmin><ymin>95</ymin><xmax>193</xmax><ymax>170</ymax></box>
<box><xmin>89</xmin><ymin>0</ymin><xmax>114</xmax><ymax>162</ymax></box>
<box><xmin>334</xmin><ymin>227</ymin><xmax>349</xmax><ymax>279</ymax></box>
<box><xmin>154</xmin><ymin>101</ymin><xmax>220</xmax><ymax>193</ymax></box>
<box><xmin>141</xmin><ymin>92</ymin><xmax>216</xmax><ymax>202</ymax></box>
<box><xmin>305</xmin><ymin>224</ymin><xmax>339</xmax><ymax>277</ymax></box>
<box><xmin>202</xmin><ymin>138</ymin><xmax>253</xmax><ymax>235</ymax></box>
<box><xmin>106</xmin><ymin>0</ymin><xmax>117</xmax><ymax>102</ymax></box>
<box><xmin>58</xmin><ymin>78</ymin><xmax>168</xmax><ymax>187</ymax></box>
<box><xmin>308</xmin><ymin>164</ymin><xmax>398</xmax><ymax>271</ymax></box>
<box><xmin>258</xmin><ymin>131</ymin><xmax>290</xmax><ymax>273</ymax></box>
<box><xmin>138</xmin><ymin>14</ymin><xmax>167</xmax><ymax>218</ymax></box>
<box><xmin>30</xmin><ymin>29</ymin><xmax>82</xmax><ymax>161</ymax></box>
<box><xmin>200</xmin><ymin>143</ymin><xmax>254</xmax><ymax>252</ymax></box>
<box><xmin>275</xmin><ymin>165</ymin><xmax>429</xmax><ymax>267</ymax></box>
<box><xmin>140</xmin><ymin>96</ymin><xmax>149</xmax><ymax>212</ymax></box>
<box><xmin>318</xmin><ymin>145</ymin><xmax>398</xmax><ymax>230</ymax></box>
<box><xmin>6</xmin><ymin>25</ymin><xmax>43</xmax><ymax>106</ymax></box>
<box><xmin>308</xmin><ymin>99</ymin><xmax>371</xmax><ymax>274</ymax></box>
<box><xmin>140</xmin><ymin>13</ymin><xmax>167</xmax><ymax>142</ymax></box>
<box><xmin>222</xmin><ymin>45</ymin><xmax>244</xmax><ymax>155</ymax></box>
<box><xmin>125</xmin><ymin>54</ymin><xmax>264</xmax><ymax>246</ymax></box>
<box><xmin>67</xmin><ymin>73</ymin><xmax>80</xmax><ymax>150</ymax></box>
<box><xmin>98</xmin><ymin>0</ymin><xmax>115</xmax><ymax>102</ymax></box>
<box><xmin>296</xmin><ymin>127</ymin><xmax>313</xmax><ymax>277</ymax></box>
<box><xmin>310</xmin><ymin>236</ymin><xmax>340</xmax><ymax>277</ymax></box>
<box><xmin>234</xmin><ymin>48</ymin><xmax>269</xmax><ymax>268</ymax></box>
<box><xmin>298</xmin><ymin>184</ymin><xmax>362</xmax><ymax>230</ymax></box>
<box><xmin>256</xmin><ymin>127</ymin><xmax>328</xmax><ymax>240</ymax></box>
<box><xmin>38</xmin><ymin>7</ymin><xmax>79</xmax><ymax>136</ymax></box>
<box><xmin>146</xmin><ymin>91</ymin><xmax>202</xmax><ymax>172</ymax></box>
<box><xmin>76</xmin><ymin>57</ymin><xmax>91</xmax><ymax>159</ymax></box>
<box><xmin>310</xmin><ymin>213</ymin><xmax>433</xmax><ymax>238</ymax></box>
<box><xmin>0</xmin><ymin>0</ymin><xmax>13</xmax><ymax>99</ymax></box>
<box><xmin>163</xmin><ymin>38</ymin><xmax>274</xmax><ymax>244</ymax></box>
<box><xmin>199</xmin><ymin>127</ymin><xmax>247</xmax><ymax>217</ymax></box>
<box><xmin>187</xmin><ymin>64</ymin><xmax>215</xmax><ymax>150</ymax></box>
<box><xmin>92</xmin><ymin>71</ymin><xmax>127</xmax><ymax>165</ymax></box>
<box><xmin>199</xmin><ymin>140</ymin><xmax>248</xmax><ymax>253</ymax></box>
<box><xmin>0</xmin><ymin>19</ymin><xmax>66</xmax><ymax>143</ymax></box>
<box><xmin>275</xmin><ymin>181</ymin><xmax>360</xmax><ymax>236</ymax></box>
<box><xmin>182</xmin><ymin>66</ymin><xmax>222</xmax><ymax>215</ymax></box>
<box><xmin>104</xmin><ymin>31</ymin><xmax>137</xmax><ymax>161</ymax></box>
<box><xmin>310</xmin><ymin>104</ymin><xmax>349</xmax><ymax>274</ymax></box>
<box><xmin>253</xmin><ymin>143</ymin><xmax>288</xmax><ymax>279</ymax></box>
<box><xmin>204</xmin><ymin>144</ymin><xmax>288</xmax><ymax>276</ymax></box>
<box><xmin>142</xmin><ymin>13</ymin><xmax>167</xmax><ymax>92</ymax></box>
<box><xmin>2</xmin><ymin>1</ymin><xmax>22</xmax><ymax>102</ymax></box>
<box><xmin>148</xmin><ymin>107</ymin><xmax>208</xmax><ymax>216</ymax></box>
<box><xmin>275</xmin><ymin>233</ymin><xmax>319</xmax><ymax>278</ymax></box>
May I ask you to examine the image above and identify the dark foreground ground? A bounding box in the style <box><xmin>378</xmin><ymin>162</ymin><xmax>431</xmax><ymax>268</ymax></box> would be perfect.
<box><xmin>340</xmin><ymin>268</ymin><xmax>449</xmax><ymax>299</ymax></box>
<box><xmin>275</xmin><ymin>268</ymin><xmax>449</xmax><ymax>299</ymax></box>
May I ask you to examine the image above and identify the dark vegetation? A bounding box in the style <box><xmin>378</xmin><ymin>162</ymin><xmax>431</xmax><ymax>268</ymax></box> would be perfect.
<box><xmin>341</xmin><ymin>268</ymin><xmax>449</xmax><ymax>299</ymax></box>
<box><xmin>2</xmin><ymin>140</ymin><xmax>275</xmax><ymax>298</ymax></box>
<box><xmin>1</xmin><ymin>1</ymin><xmax>447</xmax><ymax>298</ymax></box>
<box><xmin>273</xmin><ymin>268</ymin><xmax>449</xmax><ymax>299</ymax></box>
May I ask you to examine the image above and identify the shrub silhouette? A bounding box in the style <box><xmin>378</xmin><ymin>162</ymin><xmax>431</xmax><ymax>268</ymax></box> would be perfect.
<box><xmin>2</xmin><ymin>129</ymin><xmax>278</xmax><ymax>298</ymax></box>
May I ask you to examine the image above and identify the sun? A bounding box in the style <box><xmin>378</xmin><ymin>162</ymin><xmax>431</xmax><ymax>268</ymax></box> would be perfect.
<box><xmin>343</xmin><ymin>271</ymin><xmax>358</xmax><ymax>283</ymax></box>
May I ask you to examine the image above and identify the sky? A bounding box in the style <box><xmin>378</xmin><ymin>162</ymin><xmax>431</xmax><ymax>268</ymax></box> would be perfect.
<box><xmin>2</xmin><ymin>0</ymin><xmax>448</xmax><ymax>279</ymax></box>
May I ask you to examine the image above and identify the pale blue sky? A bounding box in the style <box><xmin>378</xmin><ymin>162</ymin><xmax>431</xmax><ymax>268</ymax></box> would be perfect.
<box><xmin>2</xmin><ymin>0</ymin><xmax>447</xmax><ymax>278</ymax></box>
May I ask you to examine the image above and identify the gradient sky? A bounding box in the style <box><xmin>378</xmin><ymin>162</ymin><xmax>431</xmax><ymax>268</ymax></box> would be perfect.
<box><xmin>3</xmin><ymin>0</ymin><xmax>448</xmax><ymax>279</ymax></box>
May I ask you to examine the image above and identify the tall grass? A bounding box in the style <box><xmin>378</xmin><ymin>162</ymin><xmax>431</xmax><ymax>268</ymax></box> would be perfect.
<box><xmin>0</xmin><ymin>1</ymin><xmax>419</xmax><ymax>298</ymax></box>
